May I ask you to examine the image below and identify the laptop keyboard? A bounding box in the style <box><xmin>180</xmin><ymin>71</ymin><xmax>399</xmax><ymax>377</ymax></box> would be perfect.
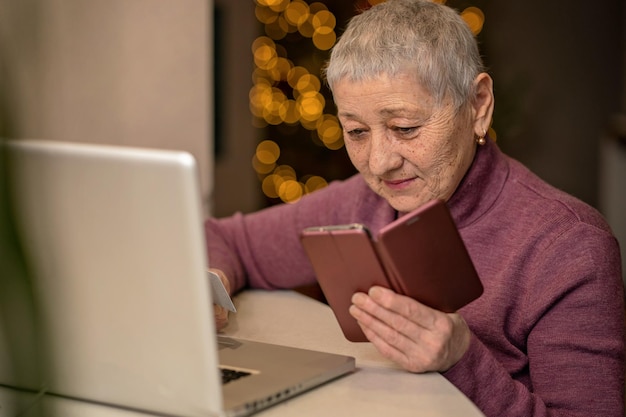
<box><xmin>221</xmin><ymin>367</ymin><xmax>252</xmax><ymax>384</ymax></box>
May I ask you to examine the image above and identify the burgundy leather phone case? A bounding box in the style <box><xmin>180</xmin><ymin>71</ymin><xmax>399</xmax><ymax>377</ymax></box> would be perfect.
<box><xmin>300</xmin><ymin>199</ymin><xmax>483</xmax><ymax>342</ymax></box>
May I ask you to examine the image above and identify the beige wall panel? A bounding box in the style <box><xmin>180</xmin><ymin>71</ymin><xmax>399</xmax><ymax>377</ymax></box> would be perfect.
<box><xmin>1</xmin><ymin>0</ymin><xmax>213</xmax><ymax>214</ymax></box>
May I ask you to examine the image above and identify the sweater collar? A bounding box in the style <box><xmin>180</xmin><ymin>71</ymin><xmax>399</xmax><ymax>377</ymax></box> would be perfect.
<box><xmin>446</xmin><ymin>138</ymin><xmax>509</xmax><ymax>229</ymax></box>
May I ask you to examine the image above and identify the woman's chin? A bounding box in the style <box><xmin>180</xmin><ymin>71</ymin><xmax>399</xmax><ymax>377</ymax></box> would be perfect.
<box><xmin>386</xmin><ymin>196</ymin><xmax>432</xmax><ymax>214</ymax></box>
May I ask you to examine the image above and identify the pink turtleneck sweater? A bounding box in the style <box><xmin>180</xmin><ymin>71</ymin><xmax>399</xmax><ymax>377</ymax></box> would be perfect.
<box><xmin>205</xmin><ymin>140</ymin><xmax>624</xmax><ymax>417</ymax></box>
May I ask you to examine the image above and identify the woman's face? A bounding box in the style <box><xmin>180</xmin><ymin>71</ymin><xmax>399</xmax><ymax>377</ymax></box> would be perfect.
<box><xmin>333</xmin><ymin>72</ymin><xmax>479</xmax><ymax>213</ymax></box>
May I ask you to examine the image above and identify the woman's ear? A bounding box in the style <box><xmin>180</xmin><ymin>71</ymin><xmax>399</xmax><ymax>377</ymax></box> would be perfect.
<box><xmin>471</xmin><ymin>73</ymin><xmax>495</xmax><ymax>136</ymax></box>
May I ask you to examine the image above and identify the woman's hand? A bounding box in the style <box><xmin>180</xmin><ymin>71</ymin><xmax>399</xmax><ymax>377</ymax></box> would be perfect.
<box><xmin>349</xmin><ymin>286</ymin><xmax>471</xmax><ymax>373</ymax></box>
<box><xmin>209</xmin><ymin>268</ymin><xmax>231</xmax><ymax>331</ymax></box>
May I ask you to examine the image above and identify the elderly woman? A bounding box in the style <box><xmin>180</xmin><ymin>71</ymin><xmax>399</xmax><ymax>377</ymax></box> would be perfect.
<box><xmin>206</xmin><ymin>0</ymin><xmax>624</xmax><ymax>416</ymax></box>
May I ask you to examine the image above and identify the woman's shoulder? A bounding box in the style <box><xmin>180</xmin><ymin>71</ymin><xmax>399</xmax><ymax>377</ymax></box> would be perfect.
<box><xmin>501</xmin><ymin>155</ymin><xmax>613</xmax><ymax>236</ymax></box>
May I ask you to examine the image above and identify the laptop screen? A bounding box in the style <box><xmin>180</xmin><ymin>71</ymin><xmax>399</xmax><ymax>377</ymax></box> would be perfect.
<box><xmin>3</xmin><ymin>140</ymin><xmax>224</xmax><ymax>416</ymax></box>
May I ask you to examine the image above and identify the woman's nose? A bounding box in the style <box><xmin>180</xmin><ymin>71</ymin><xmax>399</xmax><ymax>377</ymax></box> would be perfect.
<box><xmin>368</xmin><ymin>134</ymin><xmax>402</xmax><ymax>176</ymax></box>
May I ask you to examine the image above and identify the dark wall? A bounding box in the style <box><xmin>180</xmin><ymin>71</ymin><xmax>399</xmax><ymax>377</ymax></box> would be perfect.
<box><xmin>249</xmin><ymin>0</ymin><xmax>625</xmax><ymax>208</ymax></box>
<box><xmin>475</xmin><ymin>0</ymin><xmax>624</xmax><ymax>207</ymax></box>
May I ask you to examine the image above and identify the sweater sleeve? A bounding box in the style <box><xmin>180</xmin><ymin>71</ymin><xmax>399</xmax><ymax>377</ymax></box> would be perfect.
<box><xmin>443</xmin><ymin>333</ymin><xmax>551</xmax><ymax>416</ymax></box>
<box><xmin>444</xmin><ymin>224</ymin><xmax>625</xmax><ymax>417</ymax></box>
<box><xmin>204</xmin><ymin>175</ymin><xmax>394</xmax><ymax>293</ymax></box>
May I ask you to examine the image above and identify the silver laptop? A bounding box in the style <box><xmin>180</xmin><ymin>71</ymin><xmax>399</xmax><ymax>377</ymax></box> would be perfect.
<box><xmin>1</xmin><ymin>139</ymin><xmax>355</xmax><ymax>417</ymax></box>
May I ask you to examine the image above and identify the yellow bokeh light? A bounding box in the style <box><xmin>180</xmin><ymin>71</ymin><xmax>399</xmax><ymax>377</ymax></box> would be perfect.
<box><xmin>261</xmin><ymin>89</ymin><xmax>288</xmax><ymax>125</ymax></box>
<box><xmin>278</xmin><ymin>99</ymin><xmax>300</xmax><ymax>124</ymax></box>
<box><xmin>324</xmin><ymin>138</ymin><xmax>344</xmax><ymax>150</ymax></box>
<box><xmin>284</xmin><ymin>0</ymin><xmax>310</xmax><ymax>26</ymax></box>
<box><xmin>261</xmin><ymin>0</ymin><xmax>290</xmax><ymax>13</ymax></box>
<box><xmin>304</xmin><ymin>175</ymin><xmax>328</xmax><ymax>194</ymax></box>
<box><xmin>252</xmin><ymin>2</ymin><xmax>344</xmax><ymax>199</ymax></box>
<box><xmin>297</xmin><ymin>91</ymin><xmax>325</xmax><ymax>122</ymax></box>
<box><xmin>262</xmin><ymin>174</ymin><xmax>280</xmax><ymax>198</ymax></box>
<box><xmin>274</xmin><ymin>164</ymin><xmax>297</xmax><ymax>180</ymax></box>
<box><xmin>256</xmin><ymin>139</ymin><xmax>280</xmax><ymax>164</ymax></box>
<box><xmin>300</xmin><ymin>117</ymin><xmax>319</xmax><ymax>131</ymax></box>
<box><xmin>249</xmin><ymin>84</ymin><xmax>283</xmax><ymax>112</ymax></box>
<box><xmin>253</xmin><ymin>45</ymin><xmax>277</xmax><ymax>70</ymax></box>
<box><xmin>263</xmin><ymin>111</ymin><xmax>284</xmax><ymax>125</ymax></box>
<box><xmin>252</xmin><ymin>154</ymin><xmax>276</xmax><ymax>175</ymax></box>
<box><xmin>272</xmin><ymin>88</ymin><xmax>287</xmax><ymax>104</ymax></box>
<box><xmin>287</xmin><ymin>66</ymin><xmax>309</xmax><ymax>89</ymax></box>
<box><xmin>278</xmin><ymin>179</ymin><xmax>304</xmax><ymax>203</ymax></box>
<box><xmin>255</xmin><ymin>5</ymin><xmax>279</xmax><ymax>25</ymax></box>
<box><xmin>251</xmin><ymin>69</ymin><xmax>272</xmax><ymax>86</ymax></box>
<box><xmin>248</xmin><ymin>83</ymin><xmax>273</xmax><ymax>117</ymax></box>
<box><xmin>273</xmin><ymin>57</ymin><xmax>293</xmax><ymax>81</ymax></box>
<box><xmin>297</xmin><ymin>15</ymin><xmax>315</xmax><ymax>38</ymax></box>
<box><xmin>300</xmin><ymin>3</ymin><xmax>330</xmax><ymax>38</ymax></box>
<box><xmin>309</xmin><ymin>2</ymin><xmax>328</xmax><ymax>13</ymax></box>
<box><xmin>311</xmin><ymin>10</ymin><xmax>336</xmax><ymax>30</ymax></box>
<box><xmin>312</xmin><ymin>26</ymin><xmax>336</xmax><ymax>51</ymax></box>
<box><xmin>295</xmin><ymin>73</ymin><xmax>321</xmax><ymax>94</ymax></box>
<box><xmin>251</xmin><ymin>36</ymin><xmax>276</xmax><ymax>53</ymax></box>
<box><xmin>320</xmin><ymin>125</ymin><xmax>342</xmax><ymax>143</ymax></box>
<box><xmin>461</xmin><ymin>7</ymin><xmax>485</xmax><ymax>35</ymax></box>
<box><xmin>316</xmin><ymin>114</ymin><xmax>344</xmax><ymax>150</ymax></box>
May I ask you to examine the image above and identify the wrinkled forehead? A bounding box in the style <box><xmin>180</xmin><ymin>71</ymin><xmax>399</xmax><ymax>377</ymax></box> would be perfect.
<box><xmin>330</xmin><ymin>68</ymin><xmax>447</xmax><ymax>109</ymax></box>
<box><xmin>330</xmin><ymin>72</ymin><xmax>466</xmax><ymax>124</ymax></box>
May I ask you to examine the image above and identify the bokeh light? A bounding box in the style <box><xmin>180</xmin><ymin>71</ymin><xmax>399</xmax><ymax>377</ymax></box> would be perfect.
<box><xmin>251</xmin><ymin>0</ymin><xmax>485</xmax><ymax>204</ymax></box>
<box><xmin>304</xmin><ymin>175</ymin><xmax>328</xmax><ymax>193</ymax></box>
<box><xmin>283</xmin><ymin>0</ymin><xmax>309</xmax><ymax>27</ymax></box>
<box><xmin>278</xmin><ymin>179</ymin><xmax>304</xmax><ymax>203</ymax></box>
<box><xmin>250</xmin><ymin>0</ymin><xmax>346</xmax><ymax>201</ymax></box>
<box><xmin>256</xmin><ymin>140</ymin><xmax>280</xmax><ymax>164</ymax></box>
<box><xmin>461</xmin><ymin>6</ymin><xmax>485</xmax><ymax>35</ymax></box>
<box><xmin>316</xmin><ymin>115</ymin><xmax>344</xmax><ymax>150</ymax></box>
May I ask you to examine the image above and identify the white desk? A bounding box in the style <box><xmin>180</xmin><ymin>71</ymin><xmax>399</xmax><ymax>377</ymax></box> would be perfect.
<box><xmin>0</xmin><ymin>290</ymin><xmax>484</xmax><ymax>417</ymax></box>
<box><xmin>223</xmin><ymin>290</ymin><xmax>484</xmax><ymax>417</ymax></box>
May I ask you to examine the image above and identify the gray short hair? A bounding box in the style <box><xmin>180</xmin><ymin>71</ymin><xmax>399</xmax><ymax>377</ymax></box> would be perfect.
<box><xmin>324</xmin><ymin>0</ymin><xmax>485</xmax><ymax>109</ymax></box>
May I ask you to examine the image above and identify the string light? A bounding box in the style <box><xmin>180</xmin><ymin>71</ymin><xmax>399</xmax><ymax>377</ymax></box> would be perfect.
<box><xmin>251</xmin><ymin>0</ymin><xmax>343</xmax><ymax>203</ymax></box>
<box><xmin>250</xmin><ymin>0</ymin><xmax>488</xmax><ymax>203</ymax></box>
<box><xmin>461</xmin><ymin>6</ymin><xmax>485</xmax><ymax>35</ymax></box>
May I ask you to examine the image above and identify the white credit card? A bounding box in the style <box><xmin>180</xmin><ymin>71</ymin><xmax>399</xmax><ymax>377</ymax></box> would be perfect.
<box><xmin>208</xmin><ymin>270</ymin><xmax>237</xmax><ymax>312</ymax></box>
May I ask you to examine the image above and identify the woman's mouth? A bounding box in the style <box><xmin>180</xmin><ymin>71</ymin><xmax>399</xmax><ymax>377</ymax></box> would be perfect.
<box><xmin>383</xmin><ymin>177</ymin><xmax>416</xmax><ymax>190</ymax></box>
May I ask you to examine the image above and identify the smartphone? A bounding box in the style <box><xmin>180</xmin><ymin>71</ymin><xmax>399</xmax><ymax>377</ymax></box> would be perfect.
<box><xmin>300</xmin><ymin>199</ymin><xmax>483</xmax><ymax>342</ymax></box>
<box><xmin>300</xmin><ymin>224</ymin><xmax>390</xmax><ymax>342</ymax></box>
<box><xmin>375</xmin><ymin>199</ymin><xmax>483</xmax><ymax>313</ymax></box>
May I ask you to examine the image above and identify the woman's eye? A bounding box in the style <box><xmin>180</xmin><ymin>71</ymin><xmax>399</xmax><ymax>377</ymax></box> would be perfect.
<box><xmin>393</xmin><ymin>126</ymin><xmax>417</xmax><ymax>135</ymax></box>
<box><xmin>346</xmin><ymin>128</ymin><xmax>367</xmax><ymax>138</ymax></box>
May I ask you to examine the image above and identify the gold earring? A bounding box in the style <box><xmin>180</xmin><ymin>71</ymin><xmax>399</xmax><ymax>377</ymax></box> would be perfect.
<box><xmin>476</xmin><ymin>129</ymin><xmax>487</xmax><ymax>146</ymax></box>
